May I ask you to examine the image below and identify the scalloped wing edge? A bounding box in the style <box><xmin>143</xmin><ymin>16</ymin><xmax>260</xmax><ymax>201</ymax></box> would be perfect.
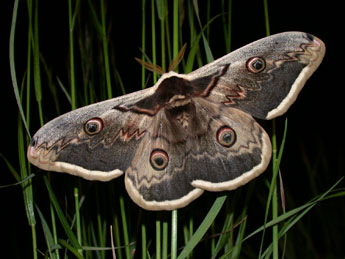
<box><xmin>123</xmin><ymin>129</ymin><xmax>271</xmax><ymax>211</ymax></box>
<box><xmin>27</xmin><ymin>145</ymin><xmax>124</xmax><ymax>181</ymax></box>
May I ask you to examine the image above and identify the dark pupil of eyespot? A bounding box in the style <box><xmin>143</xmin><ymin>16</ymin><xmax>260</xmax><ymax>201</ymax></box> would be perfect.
<box><xmin>154</xmin><ymin>157</ymin><xmax>164</xmax><ymax>166</ymax></box>
<box><xmin>223</xmin><ymin>133</ymin><xmax>233</xmax><ymax>143</ymax></box>
<box><xmin>253</xmin><ymin>60</ymin><xmax>263</xmax><ymax>70</ymax></box>
<box><xmin>87</xmin><ymin>123</ymin><xmax>98</xmax><ymax>133</ymax></box>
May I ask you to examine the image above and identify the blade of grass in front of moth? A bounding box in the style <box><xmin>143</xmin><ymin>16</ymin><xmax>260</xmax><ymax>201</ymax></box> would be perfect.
<box><xmin>177</xmin><ymin>195</ymin><xmax>227</xmax><ymax>259</ymax></box>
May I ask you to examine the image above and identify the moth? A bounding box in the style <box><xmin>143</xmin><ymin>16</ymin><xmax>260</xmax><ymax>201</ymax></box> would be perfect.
<box><xmin>27</xmin><ymin>32</ymin><xmax>325</xmax><ymax>210</ymax></box>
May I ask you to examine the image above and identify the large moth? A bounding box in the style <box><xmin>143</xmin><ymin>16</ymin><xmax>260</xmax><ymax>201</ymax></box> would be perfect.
<box><xmin>27</xmin><ymin>32</ymin><xmax>325</xmax><ymax>210</ymax></box>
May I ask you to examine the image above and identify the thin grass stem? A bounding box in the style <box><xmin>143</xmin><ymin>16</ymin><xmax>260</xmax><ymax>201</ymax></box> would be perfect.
<box><xmin>151</xmin><ymin>0</ymin><xmax>157</xmax><ymax>82</ymax></box>
<box><xmin>113</xmin><ymin>213</ymin><xmax>123</xmax><ymax>259</ymax></box>
<box><xmin>156</xmin><ymin>219</ymin><xmax>161</xmax><ymax>259</ymax></box>
<box><xmin>141</xmin><ymin>0</ymin><xmax>146</xmax><ymax>89</ymax></box>
<box><xmin>74</xmin><ymin>187</ymin><xmax>83</xmax><ymax>256</ymax></box>
<box><xmin>68</xmin><ymin>0</ymin><xmax>76</xmax><ymax>110</ymax></box>
<box><xmin>141</xmin><ymin>221</ymin><xmax>147</xmax><ymax>259</ymax></box>
<box><xmin>119</xmin><ymin>195</ymin><xmax>131</xmax><ymax>259</ymax></box>
<box><xmin>162</xmin><ymin>220</ymin><xmax>168</xmax><ymax>259</ymax></box>
<box><xmin>171</xmin><ymin>210</ymin><xmax>178</xmax><ymax>259</ymax></box>
<box><xmin>100</xmin><ymin>0</ymin><xmax>112</xmax><ymax>98</ymax></box>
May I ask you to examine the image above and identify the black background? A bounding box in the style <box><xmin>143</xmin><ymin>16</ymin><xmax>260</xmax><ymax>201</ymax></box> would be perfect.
<box><xmin>2</xmin><ymin>0</ymin><xmax>344</xmax><ymax>258</ymax></box>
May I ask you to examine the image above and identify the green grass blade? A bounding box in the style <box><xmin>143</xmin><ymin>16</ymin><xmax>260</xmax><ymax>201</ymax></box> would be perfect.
<box><xmin>177</xmin><ymin>195</ymin><xmax>227</xmax><ymax>259</ymax></box>
<box><xmin>141</xmin><ymin>0</ymin><xmax>147</xmax><ymax>89</ymax></box>
<box><xmin>211</xmin><ymin>210</ymin><xmax>234</xmax><ymax>258</ymax></box>
<box><xmin>141</xmin><ymin>221</ymin><xmax>147</xmax><ymax>259</ymax></box>
<box><xmin>171</xmin><ymin>210</ymin><xmax>178</xmax><ymax>259</ymax></box>
<box><xmin>56</xmin><ymin>76</ymin><xmax>72</xmax><ymax>105</ymax></box>
<box><xmin>68</xmin><ymin>0</ymin><xmax>77</xmax><ymax>109</ymax></box>
<box><xmin>33</xmin><ymin>0</ymin><xmax>43</xmax><ymax>125</ymax></box>
<box><xmin>192</xmin><ymin>0</ymin><xmax>214</xmax><ymax>63</ymax></box>
<box><xmin>263</xmin><ymin>0</ymin><xmax>270</xmax><ymax>36</ymax></box>
<box><xmin>74</xmin><ymin>187</ymin><xmax>83</xmax><ymax>256</ymax></box>
<box><xmin>244</xmin><ymin>177</ymin><xmax>344</xmax><ymax>243</ymax></box>
<box><xmin>156</xmin><ymin>219</ymin><xmax>161</xmax><ymax>259</ymax></box>
<box><xmin>119</xmin><ymin>195</ymin><xmax>131</xmax><ymax>259</ymax></box>
<box><xmin>36</xmin><ymin>204</ymin><xmax>59</xmax><ymax>259</ymax></box>
<box><xmin>261</xmin><ymin>178</ymin><xmax>344</xmax><ymax>258</ymax></box>
<box><xmin>151</xmin><ymin>0</ymin><xmax>158</xmax><ymax>82</ymax></box>
<box><xmin>0</xmin><ymin>172</ymin><xmax>35</xmax><ymax>189</ymax></box>
<box><xmin>184</xmin><ymin>13</ymin><xmax>222</xmax><ymax>73</ymax></box>
<box><xmin>18</xmin><ymin>117</ymin><xmax>36</xmax><ymax>227</ymax></box>
<box><xmin>259</xmin><ymin>119</ymin><xmax>287</xmax><ymax>256</ymax></box>
<box><xmin>162</xmin><ymin>219</ymin><xmax>168</xmax><ymax>259</ymax></box>
<box><xmin>43</xmin><ymin>175</ymin><xmax>83</xmax><ymax>251</ymax></box>
<box><xmin>100</xmin><ymin>0</ymin><xmax>112</xmax><ymax>99</ymax></box>
<box><xmin>59</xmin><ymin>239</ymin><xmax>85</xmax><ymax>259</ymax></box>
<box><xmin>0</xmin><ymin>153</ymin><xmax>21</xmax><ymax>182</ymax></box>
<box><xmin>9</xmin><ymin>0</ymin><xmax>31</xmax><ymax>137</ymax></box>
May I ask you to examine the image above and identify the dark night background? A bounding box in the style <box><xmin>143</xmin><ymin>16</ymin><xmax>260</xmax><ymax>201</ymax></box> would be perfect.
<box><xmin>1</xmin><ymin>0</ymin><xmax>344</xmax><ymax>258</ymax></box>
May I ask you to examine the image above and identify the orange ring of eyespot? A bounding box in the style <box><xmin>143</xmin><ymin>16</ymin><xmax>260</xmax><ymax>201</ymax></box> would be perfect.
<box><xmin>216</xmin><ymin>126</ymin><xmax>236</xmax><ymax>147</ymax></box>
<box><xmin>150</xmin><ymin>149</ymin><xmax>169</xmax><ymax>170</ymax></box>
<box><xmin>246</xmin><ymin>57</ymin><xmax>266</xmax><ymax>73</ymax></box>
<box><xmin>84</xmin><ymin>118</ymin><xmax>103</xmax><ymax>135</ymax></box>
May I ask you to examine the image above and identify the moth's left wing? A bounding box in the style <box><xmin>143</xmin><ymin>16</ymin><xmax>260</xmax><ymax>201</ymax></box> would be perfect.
<box><xmin>186</xmin><ymin>31</ymin><xmax>325</xmax><ymax>119</ymax></box>
<box><xmin>27</xmin><ymin>87</ymin><xmax>157</xmax><ymax>181</ymax></box>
